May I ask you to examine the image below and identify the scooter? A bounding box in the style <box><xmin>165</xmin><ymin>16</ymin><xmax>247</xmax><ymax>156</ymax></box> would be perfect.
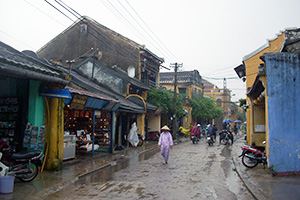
<box><xmin>0</xmin><ymin>140</ymin><xmax>44</xmax><ymax>182</ymax></box>
<box><xmin>137</xmin><ymin>134</ymin><xmax>144</xmax><ymax>146</ymax></box>
<box><xmin>207</xmin><ymin>134</ymin><xmax>214</xmax><ymax>146</ymax></box>
<box><xmin>239</xmin><ymin>141</ymin><xmax>267</xmax><ymax>169</ymax></box>
<box><xmin>191</xmin><ymin>135</ymin><xmax>199</xmax><ymax>144</ymax></box>
<box><xmin>178</xmin><ymin>126</ymin><xmax>190</xmax><ymax>137</ymax></box>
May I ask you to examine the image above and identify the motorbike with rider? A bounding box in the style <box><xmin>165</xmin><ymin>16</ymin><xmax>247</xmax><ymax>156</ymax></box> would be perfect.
<box><xmin>190</xmin><ymin>123</ymin><xmax>201</xmax><ymax>144</ymax></box>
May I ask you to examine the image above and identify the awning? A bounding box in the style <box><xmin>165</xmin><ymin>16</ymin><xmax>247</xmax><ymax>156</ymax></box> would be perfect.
<box><xmin>66</xmin><ymin>86</ymin><xmax>119</xmax><ymax>110</ymax></box>
<box><xmin>234</xmin><ymin>64</ymin><xmax>245</xmax><ymax>78</ymax></box>
<box><xmin>39</xmin><ymin>89</ymin><xmax>72</xmax><ymax>99</ymax></box>
<box><xmin>101</xmin><ymin>102</ymin><xmax>120</xmax><ymax>111</ymax></box>
<box><xmin>66</xmin><ymin>86</ymin><xmax>117</xmax><ymax>102</ymax></box>
<box><xmin>246</xmin><ymin>75</ymin><xmax>265</xmax><ymax>99</ymax></box>
<box><xmin>85</xmin><ymin>97</ymin><xmax>109</xmax><ymax>110</ymax></box>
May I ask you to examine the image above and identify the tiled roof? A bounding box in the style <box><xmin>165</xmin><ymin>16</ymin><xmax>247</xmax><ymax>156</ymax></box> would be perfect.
<box><xmin>0</xmin><ymin>41</ymin><xmax>68</xmax><ymax>84</ymax></box>
<box><xmin>160</xmin><ymin>70</ymin><xmax>203</xmax><ymax>88</ymax></box>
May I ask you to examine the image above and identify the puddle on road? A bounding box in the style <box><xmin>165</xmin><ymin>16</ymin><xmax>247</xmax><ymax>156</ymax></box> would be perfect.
<box><xmin>221</xmin><ymin>146</ymin><xmax>231</xmax><ymax>158</ymax></box>
<box><xmin>76</xmin><ymin>149</ymin><xmax>158</xmax><ymax>186</ymax></box>
<box><xmin>221</xmin><ymin>147</ymin><xmax>232</xmax><ymax>178</ymax></box>
<box><xmin>220</xmin><ymin>146</ymin><xmax>242</xmax><ymax>195</ymax></box>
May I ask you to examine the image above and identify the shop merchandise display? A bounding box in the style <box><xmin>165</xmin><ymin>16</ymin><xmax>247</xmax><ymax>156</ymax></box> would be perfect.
<box><xmin>0</xmin><ymin>97</ymin><xmax>19</xmax><ymax>150</ymax></box>
<box><xmin>64</xmin><ymin>108</ymin><xmax>111</xmax><ymax>154</ymax></box>
<box><xmin>23</xmin><ymin>124</ymin><xmax>45</xmax><ymax>152</ymax></box>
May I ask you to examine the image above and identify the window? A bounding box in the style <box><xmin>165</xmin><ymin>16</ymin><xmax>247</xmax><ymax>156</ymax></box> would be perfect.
<box><xmin>178</xmin><ymin>87</ymin><xmax>186</xmax><ymax>99</ymax></box>
<box><xmin>253</xmin><ymin>105</ymin><xmax>265</xmax><ymax>132</ymax></box>
<box><xmin>80</xmin><ymin>24</ymin><xmax>87</xmax><ymax>34</ymax></box>
<box><xmin>217</xmin><ymin>99</ymin><xmax>222</xmax><ymax>106</ymax></box>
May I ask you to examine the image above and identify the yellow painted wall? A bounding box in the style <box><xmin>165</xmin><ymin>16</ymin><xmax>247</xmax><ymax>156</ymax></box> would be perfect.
<box><xmin>244</xmin><ymin>30</ymin><xmax>286</xmax><ymax>146</ymax></box>
<box><xmin>136</xmin><ymin>113</ymin><xmax>145</xmax><ymax>136</ymax></box>
<box><xmin>244</xmin><ymin>31</ymin><xmax>285</xmax><ymax>89</ymax></box>
<box><xmin>204</xmin><ymin>90</ymin><xmax>231</xmax><ymax>120</ymax></box>
<box><xmin>148</xmin><ymin>112</ymin><xmax>161</xmax><ymax>132</ymax></box>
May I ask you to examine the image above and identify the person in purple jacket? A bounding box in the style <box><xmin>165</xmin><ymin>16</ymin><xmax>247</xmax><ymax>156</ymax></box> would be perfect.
<box><xmin>158</xmin><ymin>125</ymin><xmax>173</xmax><ymax>165</ymax></box>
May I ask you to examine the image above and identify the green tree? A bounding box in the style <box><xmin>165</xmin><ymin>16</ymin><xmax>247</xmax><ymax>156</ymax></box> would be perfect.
<box><xmin>189</xmin><ymin>97</ymin><xmax>223</xmax><ymax>121</ymax></box>
<box><xmin>239</xmin><ymin>98</ymin><xmax>246</xmax><ymax>107</ymax></box>
<box><xmin>147</xmin><ymin>88</ymin><xmax>184</xmax><ymax>118</ymax></box>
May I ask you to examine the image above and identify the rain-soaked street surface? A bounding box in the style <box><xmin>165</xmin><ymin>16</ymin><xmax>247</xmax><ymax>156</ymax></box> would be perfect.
<box><xmin>42</xmin><ymin>138</ymin><xmax>252</xmax><ymax>200</ymax></box>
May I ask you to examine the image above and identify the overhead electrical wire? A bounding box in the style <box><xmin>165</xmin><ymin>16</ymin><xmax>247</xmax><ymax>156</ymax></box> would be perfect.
<box><xmin>124</xmin><ymin>0</ymin><xmax>180</xmax><ymax>62</ymax></box>
<box><xmin>45</xmin><ymin>0</ymin><xmax>182</xmax><ymax>65</ymax></box>
<box><xmin>44</xmin><ymin>0</ymin><xmax>140</xmax><ymax>63</ymax></box>
<box><xmin>43</xmin><ymin>0</ymin><xmax>244</xmax><ymax>102</ymax></box>
<box><xmin>99</xmin><ymin>0</ymin><xmax>144</xmax><ymax>43</ymax></box>
<box><xmin>203</xmin><ymin>76</ymin><xmax>239</xmax><ymax>80</ymax></box>
<box><xmin>0</xmin><ymin>29</ymin><xmax>35</xmax><ymax>50</ymax></box>
<box><xmin>44</xmin><ymin>0</ymin><xmax>74</xmax><ymax>21</ymax></box>
<box><xmin>55</xmin><ymin>0</ymin><xmax>161</xmax><ymax>62</ymax></box>
<box><xmin>101</xmin><ymin>0</ymin><xmax>172</xmax><ymax>62</ymax></box>
<box><xmin>119</xmin><ymin>0</ymin><xmax>180</xmax><ymax>62</ymax></box>
<box><xmin>24</xmin><ymin>0</ymin><xmax>67</xmax><ymax>28</ymax></box>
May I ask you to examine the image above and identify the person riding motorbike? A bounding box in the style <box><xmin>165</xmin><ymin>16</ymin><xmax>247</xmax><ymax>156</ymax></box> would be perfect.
<box><xmin>190</xmin><ymin>123</ymin><xmax>201</xmax><ymax>142</ymax></box>
<box><xmin>206</xmin><ymin>124</ymin><xmax>215</xmax><ymax>141</ymax></box>
<box><xmin>211</xmin><ymin>124</ymin><xmax>217</xmax><ymax>141</ymax></box>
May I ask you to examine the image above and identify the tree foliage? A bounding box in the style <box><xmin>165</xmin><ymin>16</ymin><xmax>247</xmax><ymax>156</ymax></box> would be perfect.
<box><xmin>189</xmin><ymin>97</ymin><xmax>223</xmax><ymax>120</ymax></box>
<box><xmin>239</xmin><ymin>98</ymin><xmax>246</xmax><ymax>107</ymax></box>
<box><xmin>147</xmin><ymin>88</ymin><xmax>184</xmax><ymax>118</ymax></box>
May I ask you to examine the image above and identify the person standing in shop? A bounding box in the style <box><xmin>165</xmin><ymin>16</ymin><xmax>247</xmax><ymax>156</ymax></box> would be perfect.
<box><xmin>158</xmin><ymin>125</ymin><xmax>173</xmax><ymax>165</ymax></box>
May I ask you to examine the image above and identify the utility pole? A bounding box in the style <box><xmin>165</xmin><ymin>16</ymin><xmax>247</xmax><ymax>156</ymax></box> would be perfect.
<box><xmin>170</xmin><ymin>63</ymin><xmax>183</xmax><ymax>140</ymax></box>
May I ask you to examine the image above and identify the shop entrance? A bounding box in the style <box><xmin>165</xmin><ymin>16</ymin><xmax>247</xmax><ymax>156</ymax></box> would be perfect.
<box><xmin>64</xmin><ymin>106</ymin><xmax>112</xmax><ymax>157</ymax></box>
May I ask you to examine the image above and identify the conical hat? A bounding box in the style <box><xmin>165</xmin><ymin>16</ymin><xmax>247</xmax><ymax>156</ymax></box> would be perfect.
<box><xmin>161</xmin><ymin>125</ymin><xmax>170</xmax><ymax>131</ymax></box>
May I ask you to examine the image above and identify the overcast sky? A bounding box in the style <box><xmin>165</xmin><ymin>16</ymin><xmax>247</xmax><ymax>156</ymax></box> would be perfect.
<box><xmin>1</xmin><ymin>0</ymin><xmax>300</xmax><ymax>102</ymax></box>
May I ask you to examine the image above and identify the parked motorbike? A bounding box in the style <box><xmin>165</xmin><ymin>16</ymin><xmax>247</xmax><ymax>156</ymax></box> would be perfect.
<box><xmin>0</xmin><ymin>140</ymin><xmax>44</xmax><ymax>182</ymax></box>
<box><xmin>178</xmin><ymin>126</ymin><xmax>190</xmax><ymax>137</ymax></box>
<box><xmin>137</xmin><ymin>134</ymin><xmax>144</xmax><ymax>146</ymax></box>
<box><xmin>207</xmin><ymin>134</ymin><xmax>214</xmax><ymax>146</ymax></box>
<box><xmin>147</xmin><ymin>131</ymin><xmax>160</xmax><ymax>141</ymax></box>
<box><xmin>239</xmin><ymin>141</ymin><xmax>267</xmax><ymax>169</ymax></box>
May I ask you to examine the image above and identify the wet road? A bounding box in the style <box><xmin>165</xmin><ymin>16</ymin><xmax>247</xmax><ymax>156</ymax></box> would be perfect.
<box><xmin>43</xmin><ymin>138</ymin><xmax>252</xmax><ymax>200</ymax></box>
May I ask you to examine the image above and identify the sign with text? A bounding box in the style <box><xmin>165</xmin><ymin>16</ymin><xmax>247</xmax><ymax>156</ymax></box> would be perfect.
<box><xmin>70</xmin><ymin>94</ymin><xmax>88</xmax><ymax>110</ymax></box>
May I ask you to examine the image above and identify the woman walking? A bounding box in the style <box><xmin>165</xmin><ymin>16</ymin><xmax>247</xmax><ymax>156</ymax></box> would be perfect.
<box><xmin>158</xmin><ymin>125</ymin><xmax>173</xmax><ymax>165</ymax></box>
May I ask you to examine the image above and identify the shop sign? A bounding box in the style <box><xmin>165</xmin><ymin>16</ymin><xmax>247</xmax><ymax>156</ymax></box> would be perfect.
<box><xmin>69</xmin><ymin>94</ymin><xmax>88</xmax><ymax>110</ymax></box>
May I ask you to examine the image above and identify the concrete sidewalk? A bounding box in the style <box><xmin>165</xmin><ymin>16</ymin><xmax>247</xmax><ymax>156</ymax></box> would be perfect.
<box><xmin>232</xmin><ymin>136</ymin><xmax>300</xmax><ymax>200</ymax></box>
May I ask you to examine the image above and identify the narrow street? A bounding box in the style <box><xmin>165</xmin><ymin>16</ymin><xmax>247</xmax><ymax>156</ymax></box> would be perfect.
<box><xmin>42</xmin><ymin>137</ymin><xmax>252</xmax><ymax>200</ymax></box>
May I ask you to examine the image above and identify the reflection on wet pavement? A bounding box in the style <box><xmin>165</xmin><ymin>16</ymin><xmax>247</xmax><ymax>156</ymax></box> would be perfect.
<box><xmin>39</xmin><ymin>137</ymin><xmax>252</xmax><ymax>200</ymax></box>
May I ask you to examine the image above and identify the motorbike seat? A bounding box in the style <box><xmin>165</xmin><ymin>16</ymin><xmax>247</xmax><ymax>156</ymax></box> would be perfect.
<box><xmin>251</xmin><ymin>146</ymin><xmax>265</xmax><ymax>152</ymax></box>
<box><xmin>11</xmin><ymin>150</ymin><xmax>41</xmax><ymax>160</ymax></box>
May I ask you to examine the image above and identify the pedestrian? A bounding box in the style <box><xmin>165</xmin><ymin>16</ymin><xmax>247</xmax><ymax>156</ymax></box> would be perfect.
<box><xmin>233</xmin><ymin>122</ymin><xmax>238</xmax><ymax>135</ymax></box>
<box><xmin>222</xmin><ymin>121</ymin><xmax>227</xmax><ymax>130</ymax></box>
<box><xmin>158</xmin><ymin>125</ymin><xmax>173</xmax><ymax>165</ymax></box>
<box><xmin>127</xmin><ymin>122</ymin><xmax>139</xmax><ymax>147</ymax></box>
